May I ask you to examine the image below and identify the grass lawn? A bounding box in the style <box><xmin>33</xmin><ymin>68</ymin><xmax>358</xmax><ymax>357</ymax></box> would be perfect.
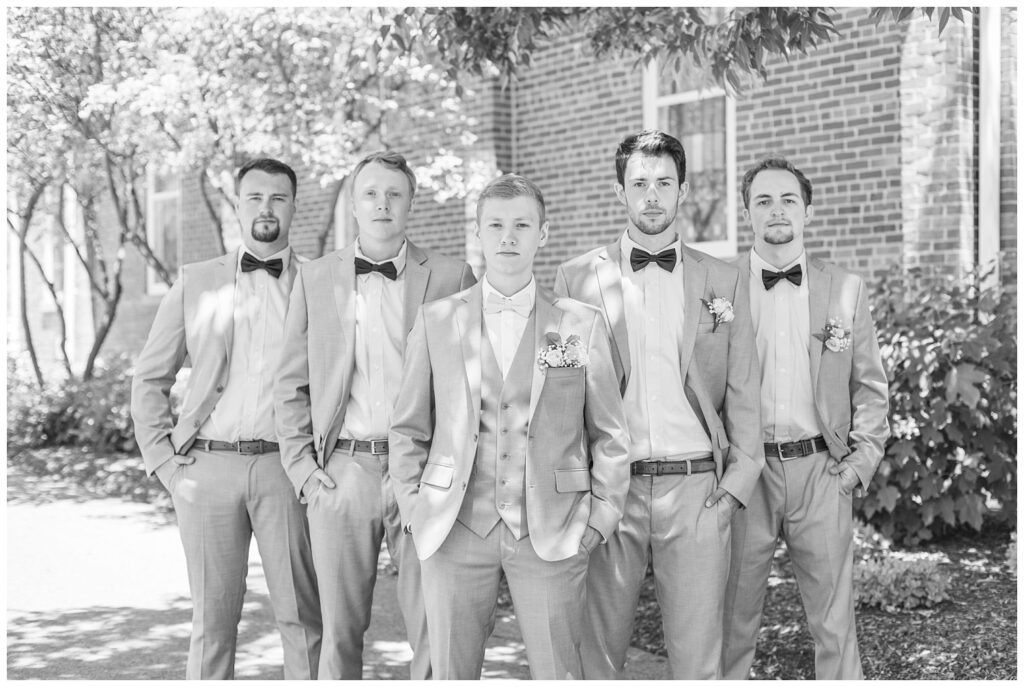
<box><xmin>629</xmin><ymin>526</ymin><xmax>1017</xmax><ymax>679</ymax></box>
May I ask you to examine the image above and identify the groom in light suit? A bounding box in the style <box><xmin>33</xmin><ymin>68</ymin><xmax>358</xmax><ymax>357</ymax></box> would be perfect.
<box><xmin>274</xmin><ymin>151</ymin><xmax>474</xmax><ymax>679</ymax></box>
<box><xmin>132</xmin><ymin>158</ymin><xmax>321</xmax><ymax>679</ymax></box>
<box><xmin>555</xmin><ymin>130</ymin><xmax>762</xmax><ymax>679</ymax></box>
<box><xmin>721</xmin><ymin>157</ymin><xmax>890</xmax><ymax>679</ymax></box>
<box><xmin>389</xmin><ymin>174</ymin><xmax>630</xmax><ymax>679</ymax></box>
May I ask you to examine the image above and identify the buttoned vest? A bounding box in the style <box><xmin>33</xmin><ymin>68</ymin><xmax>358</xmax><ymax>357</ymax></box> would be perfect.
<box><xmin>456</xmin><ymin>314</ymin><xmax>536</xmax><ymax>539</ymax></box>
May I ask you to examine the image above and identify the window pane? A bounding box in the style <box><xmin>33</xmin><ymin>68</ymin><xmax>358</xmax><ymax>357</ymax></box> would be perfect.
<box><xmin>154</xmin><ymin>197</ymin><xmax>180</xmax><ymax>272</ymax></box>
<box><xmin>659</xmin><ymin>98</ymin><xmax>727</xmax><ymax>244</ymax></box>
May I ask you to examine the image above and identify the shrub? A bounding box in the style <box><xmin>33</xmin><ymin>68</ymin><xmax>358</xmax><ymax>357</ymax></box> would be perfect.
<box><xmin>1006</xmin><ymin>532</ymin><xmax>1017</xmax><ymax>576</ymax></box>
<box><xmin>854</xmin><ymin>556</ymin><xmax>952</xmax><ymax>611</ymax></box>
<box><xmin>859</xmin><ymin>258</ymin><xmax>1017</xmax><ymax>545</ymax></box>
<box><xmin>7</xmin><ymin>354</ymin><xmax>138</xmax><ymax>454</ymax></box>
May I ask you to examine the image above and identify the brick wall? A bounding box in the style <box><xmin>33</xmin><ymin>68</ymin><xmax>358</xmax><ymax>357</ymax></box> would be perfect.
<box><xmin>1000</xmin><ymin>7</ymin><xmax>1017</xmax><ymax>255</ymax></box>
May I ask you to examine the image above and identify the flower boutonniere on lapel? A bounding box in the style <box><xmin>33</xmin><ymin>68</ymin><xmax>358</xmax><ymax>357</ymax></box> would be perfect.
<box><xmin>537</xmin><ymin>332</ymin><xmax>589</xmax><ymax>370</ymax></box>
<box><xmin>700</xmin><ymin>295</ymin><xmax>735</xmax><ymax>333</ymax></box>
<box><xmin>814</xmin><ymin>317</ymin><xmax>852</xmax><ymax>352</ymax></box>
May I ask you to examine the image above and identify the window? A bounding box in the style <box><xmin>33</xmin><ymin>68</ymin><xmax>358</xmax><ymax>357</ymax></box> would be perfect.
<box><xmin>146</xmin><ymin>168</ymin><xmax>181</xmax><ymax>294</ymax></box>
<box><xmin>333</xmin><ymin>178</ymin><xmax>354</xmax><ymax>251</ymax></box>
<box><xmin>643</xmin><ymin>54</ymin><xmax>737</xmax><ymax>258</ymax></box>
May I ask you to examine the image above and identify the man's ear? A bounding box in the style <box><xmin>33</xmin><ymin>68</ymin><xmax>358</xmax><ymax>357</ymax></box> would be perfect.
<box><xmin>538</xmin><ymin>221</ymin><xmax>550</xmax><ymax>248</ymax></box>
<box><xmin>613</xmin><ymin>183</ymin><xmax>627</xmax><ymax>206</ymax></box>
<box><xmin>805</xmin><ymin>205</ymin><xmax>814</xmax><ymax>223</ymax></box>
<box><xmin>677</xmin><ymin>180</ymin><xmax>690</xmax><ymax>207</ymax></box>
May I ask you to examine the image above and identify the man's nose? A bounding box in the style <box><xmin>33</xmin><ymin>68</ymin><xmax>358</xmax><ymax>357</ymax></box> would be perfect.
<box><xmin>644</xmin><ymin>187</ymin><xmax>661</xmax><ymax>204</ymax></box>
<box><xmin>499</xmin><ymin>229</ymin><xmax>516</xmax><ymax>245</ymax></box>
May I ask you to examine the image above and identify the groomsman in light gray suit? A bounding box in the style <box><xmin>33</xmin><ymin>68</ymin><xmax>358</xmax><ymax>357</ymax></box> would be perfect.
<box><xmin>555</xmin><ymin>130</ymin><xmax>763</xmax><ymax>679</ymax></box>
<box><xmin>274</xmin><ymin>151</ymin><xmax>474</xmax><ymax>679</ymax></box>
<box><xmin>132</xmin><ymin>158</ymin><xmax>321</xmax><ymax>679</ymax></box>
<box><xmin>721</xmin><ymin>157</ymin><xmax>889</xmax><ymax>679</ymax></box>
<box><xmin>389</xmin><ymin>174</ymin><xmax>631</xmax><ymax>679</ymax></box>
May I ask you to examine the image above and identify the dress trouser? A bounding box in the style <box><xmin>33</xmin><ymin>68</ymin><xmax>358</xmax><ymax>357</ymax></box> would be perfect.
<box><xmin>305</xmin><ymin>449</ymin><xmax>431</xmax><ymax>680</ymax></box>
<box><xmin>420</xmin><ymin>520</ymin><xmax>591</xmax><ymax>680</ymax></box>
<box><xmin>721</xmin><ymin>450</ymin><xmax>862</xmax><ymax>679</ymax></box>
<box><xmin>168</xmin><ymin>447</ymin><xmax>322</xmax><ymax>680</ymax></box>
<box><xmin>583</xmin><ymin>470</ymin><xmax>731</xmax><ymax>679</ymax></box>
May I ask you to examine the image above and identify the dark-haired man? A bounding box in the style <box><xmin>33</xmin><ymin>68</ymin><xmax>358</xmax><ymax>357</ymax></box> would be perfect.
<box><xmin>721</xmin><ymin>157</ymin><xmax>889</xmax><ymax>679</ymax></box>
<box><xmin>389</xmin><ymin>174</ymin><xmax>629</xmax><ymax>679</ymax></box>
<box><xmin>132</xmin><ymin>158</ymin><xmax>322</xmax><ymax>679</ymax></box>
<box><xmin>274</xmin><ymin>151</ymin><xmax>475</xmax><ymax>679</ymax></box>
<box><xmin>555</xmin><ymin>130</ymin><xmax>762</xmax><ymax>679</ymax></box>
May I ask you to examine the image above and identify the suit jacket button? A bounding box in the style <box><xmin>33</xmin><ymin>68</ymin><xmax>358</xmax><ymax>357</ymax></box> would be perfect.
<box><xmin>216</xmin><ymin>385</ymin><xmax>224</xmax><ymax>393</ymax></box>
<box><xmin>461</xmin><ymin>482</ymin><xmax>467</xmax><ymax>490</ymax></box>
<box><xmin>193</xmin><ymin>420</ymin><xmax>201</xmax><ymax>428</ymax></box>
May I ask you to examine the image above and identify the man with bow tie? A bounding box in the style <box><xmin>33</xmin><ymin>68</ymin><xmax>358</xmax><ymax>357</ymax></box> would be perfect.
<box><xmin>388</xmin><ymin>174</ymin><xmax>630</xmax><ymax>679</ymax></box>
<box><xmin>131</xmin><ymin>158</ymin><xmax>322</xmax><ymax>679</ymax></box>
<box><xmin>274</xmin><ymin>151</ymin><xmax>474</xmax><ymax>679</ymax></box>
<box><xmin>721</xmin><ymin>157</ymin><xmax>889</xmax><ymax>679</ymax></box>
<box><xmin>554</xmin><ymin>130</ymin><xmax>763</xmax><ymax>679</ymax></box>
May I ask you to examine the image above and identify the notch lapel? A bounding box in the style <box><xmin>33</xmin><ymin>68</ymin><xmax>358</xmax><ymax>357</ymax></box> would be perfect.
<box><xmin>403</xmin><ymin>241</ymin><xmax>430</xmax><ymax>336</ymax></box>
<box><xmin>331</xmin><ymin>245</ymin><xmax>358</xmax><ymax>392</ymax></box>
<box><xmin>808</xmin><ymin>258</ymin><xmax>831</xmax><ymax>389</ymax></box>
<box><xmin>529</xmin><ymin>287</ymin><xmax>564</xmax><ymax>424</ymax></box>
<box><xmin>456</xmin><ymin>284</ymin><xmax>484</xmax><ymax>433</ymax></box>
<box><xmin>595</xmin><ymin>242</ymin><xmax>630</xmax><ymax>389</ymax></box>
<box><xmin>678</xmin><ymin>246</ymin><xmax>708</xmax><ymax>376</ymax></box>
<box><xmin>216</xmin><ymin>251</ymin><xmax>238</xmax><ymax>363</ymax></box>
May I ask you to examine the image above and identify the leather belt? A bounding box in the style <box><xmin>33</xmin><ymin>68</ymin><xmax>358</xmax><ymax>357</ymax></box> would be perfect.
<box><xmin>196</xmin><ymin>439</ymin><xmax>279</xmax><ymax>454</ymax></box>
<box><xmin>764</xmin><ymin>435</ymin><xmax>829</xmax><ymax>461</ymax></box>
<box><xmin>631</xmin><ymin>458</ymin><xmax>716</xmax><ymax>476</ymax></box>
<box><xmin>335</xmin><ymin>438</ymin><xmax>390</xmax><ymax>455</ymax></box>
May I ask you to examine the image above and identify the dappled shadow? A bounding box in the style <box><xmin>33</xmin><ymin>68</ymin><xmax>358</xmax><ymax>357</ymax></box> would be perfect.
<box><xmin>7</xmin><ymin>593</ymin><xmax>286</xmax><ymax>680</ymax></box>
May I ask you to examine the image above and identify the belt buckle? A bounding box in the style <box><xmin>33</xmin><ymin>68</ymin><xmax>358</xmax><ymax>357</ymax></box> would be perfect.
<box><xmin>777</xmin><ymin>442</ymin><xmax>800</xmax><ymax>462</ymax></box>
<box><xmin>235</xmin><ymin>441</ymin><xmax>247</xmax><ymax>455</ymax></box>
<box><xmin>370</xmin><ymin>439</ymin><xmax>389</xmax><ymax>455</ymax></box>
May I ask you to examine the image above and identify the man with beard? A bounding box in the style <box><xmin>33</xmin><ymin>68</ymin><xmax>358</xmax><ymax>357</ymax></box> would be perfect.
<box><xmin>274</xmin><ymin>151</ymin><xmax>475</xmax><ymax>679</ymax></box>
<box><xmin>132</xmin><ymin>158</ymin><xmax>322</xmax><ymax>679</ymax></box>
<box><xmin>721</xmin><ymin>157</ymin><xmax>889</xmax><ymax>679</ymax></box>
<box><xmin>554</xmin><ymin>130</ymin><xmax>762</xmax><ymax>679</ymax></box>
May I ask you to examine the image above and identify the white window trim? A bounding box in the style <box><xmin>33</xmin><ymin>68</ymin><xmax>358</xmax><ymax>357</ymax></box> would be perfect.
<box><xmin>145</xmin><ymin>166</ymin><xmax>181</xmax><ymax>295</ymax></box>
<box><xmin>333</xmin><ymin>177</ymin><xmax>353</xmax><ymax>251</ymax></box>
<box><xmin>643</xmin><ymin>62</ymin><xmax>737</xmax><ymax>259</ymax></box>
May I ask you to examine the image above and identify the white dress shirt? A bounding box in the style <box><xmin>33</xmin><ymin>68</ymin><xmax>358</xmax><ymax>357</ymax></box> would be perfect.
<box><xmin>481</xmin><ymin>276</ymin><xmax>536</xmax><ymax>378</ymax></box>
<box><xmin>619</xmin><ymin>232</ymin><xmax>713</xmax><ymax>461</ymax></box>
<box><xmin>748</xmin><ymin>248</ymin><xmax>820</xmax><ymax>443</ymax></box>
<box><xmin>339</xmin><ymin>239</ymin><xmax>408</xmax><ymax>441</ymax></box>
<box><xmin>200</xmin><ymin>246</ymin><xmax>293</xmax><ymax>442</ymax></box>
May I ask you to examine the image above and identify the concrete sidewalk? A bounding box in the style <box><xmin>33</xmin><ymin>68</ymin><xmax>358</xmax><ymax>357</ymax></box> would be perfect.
<box><xmin>7</xmin><ymin>470</ymin><xmax>666</xmax><ymax>679</ymax></box>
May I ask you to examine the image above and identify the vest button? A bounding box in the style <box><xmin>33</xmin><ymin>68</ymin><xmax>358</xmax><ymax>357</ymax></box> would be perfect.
<box><xmin>498</xmin><ymin>503</ymin><xmax>506</xmax><ymax>510</ymax></box>
<box><xmin>501</xmin><ymin>428</ymin><xmax>508</xmax><ymax>435</ymax></box>
<box><xmin>501</xmin><ymin>453</ymin><xmax>510</xmax><ymax>461</ymax></box>
<box><xmin>216</xmin><ymin>385</ymin><xmax>224</xmax><ymax>393</ymax></box>
<box><xmin>502</xmin><ymin>403</ymin><xmax>511</xmax><ymax>410</ymax></box>
<box><xmin>501</xmin><ymin>479</ymin><xmax>509</xmax><ymax>486</ymax></box>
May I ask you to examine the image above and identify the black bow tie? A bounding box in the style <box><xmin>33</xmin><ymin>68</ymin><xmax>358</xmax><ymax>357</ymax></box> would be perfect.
<box><xmin>629</xmin><ymin>247</ymin><xmax>677</xmax><ymax>273</ymax></box>
<box><xmin>762</xmin><ymin>264</ymin><xmax>803</xmax><ymax>289</ymax></box>
<box><xmin>355</xmin><ymin>257</ymin><xmax>398</xmax><ymax>281</ymax></box>
<box><xmin>240</xmin><ymin>252</ymin><xmax>283</xmax><ymax>278</ymax></box>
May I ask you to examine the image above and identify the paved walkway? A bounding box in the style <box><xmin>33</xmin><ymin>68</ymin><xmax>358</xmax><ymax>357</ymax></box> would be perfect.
<box><xmin>7</xmin><ymin>469</ymin><xmax>666</xmax><ymax>679</ymax></box>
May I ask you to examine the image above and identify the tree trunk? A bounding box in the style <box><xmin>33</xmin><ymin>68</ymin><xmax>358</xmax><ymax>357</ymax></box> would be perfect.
<box><xmin>199</xmin><ymin>168</ymin><xmax>228</xmax><ymax>255</ymax></box>
<box><xmin>16</xmin><ymin>231</ymin><xmax>46</xmax><ymax>390</ymax></box>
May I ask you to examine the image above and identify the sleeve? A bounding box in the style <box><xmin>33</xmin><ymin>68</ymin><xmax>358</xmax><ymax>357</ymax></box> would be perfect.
<box><xmin>130</xmin><ymin>276</ymin><xmax>188</xmax><ymax>475</ymax></box>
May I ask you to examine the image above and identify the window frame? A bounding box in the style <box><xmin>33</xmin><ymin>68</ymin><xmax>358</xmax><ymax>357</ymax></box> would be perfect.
<box><xmin>642</xmin><ymin>61</ymin><xmax>738</xmax><ymax>259</ymax></box>
<box><xmin>145</xmin><ymin>166</ymin><xmax>182</xmax><ymax>295</ymax></box>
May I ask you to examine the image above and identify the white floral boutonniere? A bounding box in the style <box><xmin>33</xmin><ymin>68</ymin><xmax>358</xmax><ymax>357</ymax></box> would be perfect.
<box><xmin>813</xmin><ymin>317</ymin><xmax>851</xmax><ymax>352</ymax></box>
<box><xmin>700</xmin><ymin>295</ymin><xmax>735</xmax><ymax>333</ymax></box>
<box><xmin>537</xmin><ymin>332</ymin><xmax>588</xmax><ymax>370</ymax></box>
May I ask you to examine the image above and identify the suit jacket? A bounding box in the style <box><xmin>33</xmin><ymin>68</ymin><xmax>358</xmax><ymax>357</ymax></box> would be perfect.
<box><xmin>737</xmin><ymin>251</ymin><xmax>890</xmax><ymax>490</ymax></box>
<box><xmin>131</xmin><ymin>247</ymin><xmax>304</xmax><ymax>475</ymax></box>
<box><xmin>388</xmin><ymin>282</ymin><xmax>631</xmax><ymax>562</ymax></box>
<box><xmin>274</xmin><ymin>240</ymin><xmax>475</xmax><ymax>498</ymax></box>
<box><xmin>554</xmin><ymin>239</ymin><xmax>764</xmax><ymax>506</ymax></box>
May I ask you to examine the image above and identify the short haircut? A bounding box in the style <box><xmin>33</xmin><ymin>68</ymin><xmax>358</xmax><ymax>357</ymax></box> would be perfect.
<box><xmin>741</xmin><ymin>156</ymin><xmax>813</xmax><ymax>208</ymax></box>
<box><xmin>236</xmin><ymin>158</ymin><xmax>298</xmax><ymax>199</ymax></box>
<box><xmin>349</xmin><ymin>150</ymin><xmax>418</xmax><ymax>198</ymax></box>
<box><xmin>615</xmin><ymin>129</ymin><xmax>687</xmax><ymax>186</ymax></box>
<box><xmin>476</xmin><ymin>174</ymin><xmax>547</xmax><ymax>226</ymax></box>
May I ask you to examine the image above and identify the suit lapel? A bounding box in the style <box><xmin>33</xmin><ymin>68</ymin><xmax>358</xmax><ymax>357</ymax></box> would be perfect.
<box><xmin>331</xmin><ymin>245</ymin><xmax>358</xmax><ymax>383</ymax></box>
<box><xmin>457</xmin><ymin>284</ymin><xmax>484</xmax><ymax>433</ymax></box>
<box><xmin>808</xmin><ymin>258</ymin><xmax>831</xmax><ymax>389</ymax></box>
<box><xmin>678</xmin><ymin>246</ymin><xmax>708</xmax><ymax>377</ymax></box>
<box><xmin>595</xmin><ymin>241</ymin><xmax>630</xmax><ymax>388</ymax></box>
<box><xmin>403</xmin><ymin>241</ymin><xmax>430</xmax><ymax>336</ymax></box>
<box><xmin>216</xmin><ymin>251</ymin><xmax>238</xmax><ymax>363</ymax></box>
<box><xmin>529</xmin><ymin>286</ymin><xmax>564</xmax><ymax>423</ymax></box>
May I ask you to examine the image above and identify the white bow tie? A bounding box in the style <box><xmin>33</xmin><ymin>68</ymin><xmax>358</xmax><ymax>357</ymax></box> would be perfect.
<box><xmin>484</xmin><ymin>291</ymin><xmax>532</xmax><ymax>317</ymax></box>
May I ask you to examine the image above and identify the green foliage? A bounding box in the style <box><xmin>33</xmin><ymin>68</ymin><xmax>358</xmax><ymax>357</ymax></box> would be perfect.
<box><xmin>854</xmin><ymin>556</ymin><xmax>952</xmax><ymax>611</ymax></box>
<box><xmin>868</xmin><ymin>7</ymin><xmax>969</xmax><ymax>36</ymax></box>
<box><xmin>7</xmin><ymin>354</ymin><xmax>137</xmax><ymax>454</ymax></box>
<box><xmin>859</xmin><ymin>261</ymin><xmax>1017</xmax><ymax>545</ymax></box>
<box><xmin>1006</xmin><ymin>531</ymin><xmax>1017</xmax><ymax>576</ymax></box>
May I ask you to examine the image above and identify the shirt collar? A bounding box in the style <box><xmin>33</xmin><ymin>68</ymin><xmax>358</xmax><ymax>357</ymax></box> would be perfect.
<box><xmin>619</xmin><ymin>231</ymin><xmax>682</xmax><ymax>272</ymax></box>
<box><xmin>355</xmin><ymin>238</ymin><xmax>408</xmax><ymax>276</ymax></box>
<box><xmin>237</xmin><ymin>245</ymin><xmax>291</xmax><ymax>272</ymax></box>
<box><xmin>750</xmin><ymin>248</ymin><xmax>806</xmax><ymax>287</ymax></box>
<box><xmin>482</xmin><ymin>275</ymin><xmax>536</xmax><ymax>311</ymax></box>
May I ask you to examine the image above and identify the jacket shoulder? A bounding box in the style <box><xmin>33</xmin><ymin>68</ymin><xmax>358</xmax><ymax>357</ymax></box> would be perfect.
<box><xmin>812</xmin><ymin>257</ymin><xmax>866</xmax><ymax>288</ymax></box>
<box><xmin>418</xmin><ymin>245</ymin><xmax>470</xmax><ymax>272</ymax></box>
<box><xmin>558</xmin><ymin>245</ymin><xmax>607</xmax><ymax>273</ymax></box>
<box><xmin>553</xmin><ymin>295</ymin><xmax>603</xmax><ymax>322</ymax></box>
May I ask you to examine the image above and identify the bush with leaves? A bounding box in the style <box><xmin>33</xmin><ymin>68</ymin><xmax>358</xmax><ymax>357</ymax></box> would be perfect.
<box><xmin>858</xmin><ymin>259</ymin><xmax>1017</xmax><ymax>545</ymax></box>
<box><xmin>7</xmin><ymin>354</ymin><xmax>138</xmax><ymax>454</ymax></box>
<box><xmin>854</xmin><ymin>555</ymin><xmax>952</xmax><ymax>611</ymax></box>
